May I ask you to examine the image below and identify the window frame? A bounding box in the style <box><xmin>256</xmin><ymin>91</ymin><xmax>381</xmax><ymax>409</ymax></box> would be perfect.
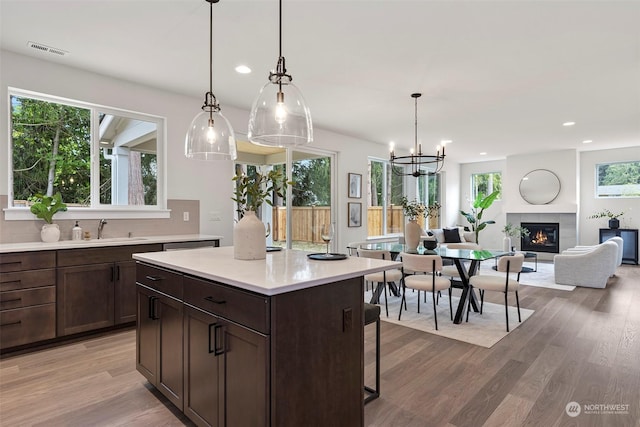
<box><xmin>5</xmin><ymin>88</ymin><xmax>168</xmax><ymax>220</ymax></box>
<box><xmin>367</xmin><ymin>157</ymin><xmax>405</xmax><ymax>238</ymax></box>
<box><xmin>595</xmin><ymin>160</ymin><xmax>640</xmax><ymax>198</ymax></box>
<box><xmin>471</xmin><ymin>171</ymin><xmax>502</xmax><ymax>201</ymax></box>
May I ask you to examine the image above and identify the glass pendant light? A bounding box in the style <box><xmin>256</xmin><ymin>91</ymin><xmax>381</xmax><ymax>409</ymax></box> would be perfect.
<box><xmin>247</xmin><ymin>0</ymin><xmax>312</xmax><ymax>147</ymax></box>
<box><xmin>185</xmin><ymin>0</ymin><xmax>236</xmax><ymax>161</ymax></box>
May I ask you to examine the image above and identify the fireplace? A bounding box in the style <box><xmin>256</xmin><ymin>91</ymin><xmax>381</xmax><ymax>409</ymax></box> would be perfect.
<box><xmin>521</xmin><ymin>222</ymin><xmax>560</xmax><ymax>253</ymax></box>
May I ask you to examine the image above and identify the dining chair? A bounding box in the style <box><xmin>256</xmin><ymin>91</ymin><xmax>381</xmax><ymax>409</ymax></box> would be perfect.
<box><xmin>357</xmin><ymin>249</ymin><xmax>402</xmax><ymax>317</ymax></box>
<box><xmin>467</xmin><ymin>253</ymin><xmax>524</xmax><ymax>332</ymax></box>
<box><xmin>399</xmin><ymin>253</ymin><xmax>452</xmax><ymax>330</ymax></box>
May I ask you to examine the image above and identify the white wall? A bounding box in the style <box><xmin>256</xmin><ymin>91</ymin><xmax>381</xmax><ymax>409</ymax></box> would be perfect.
<box><xmin>579</xmin><ymin>146</ymin><xmax>640</xmax><ymax>245</ymax></box>
<box><xmin>1</xmin><ymin>49</ymin><xmax>410</xmax><ymax>251</ymax></box>
<box><xmin>459</xmin><ymin>159</ymin><xmax>506</xmax><ymax>249</ymax></box>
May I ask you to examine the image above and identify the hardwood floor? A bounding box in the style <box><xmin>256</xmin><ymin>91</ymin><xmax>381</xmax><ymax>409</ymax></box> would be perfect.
<box><xmin>1</xmin><ymin>264</ymin><xmax>638</xmax><ymax>426</ymax></box>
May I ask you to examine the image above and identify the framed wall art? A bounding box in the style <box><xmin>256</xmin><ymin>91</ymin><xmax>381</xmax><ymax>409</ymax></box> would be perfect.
<box><xmin>348</xmin><ymin>173</ymin><xmax>362</xmax><ymax>198</ymax></box>
<box><xmin>348</xmin><ymin>202</ymin><xmax>362</xmax><ymax>227</ymax></box>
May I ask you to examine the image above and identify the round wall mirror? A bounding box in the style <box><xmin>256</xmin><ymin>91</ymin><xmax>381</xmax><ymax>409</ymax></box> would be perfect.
<box><xmin>519</xmin><ymin>169</ymin><xmax>561</xmax><ymax>205</ymax></box>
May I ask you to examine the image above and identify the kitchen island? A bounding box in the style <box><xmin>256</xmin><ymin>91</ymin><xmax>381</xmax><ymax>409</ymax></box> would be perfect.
<box><xmin>133</xmin><ymin>246</ymin><xmax>401</xmax><ymax>427</ymax></box>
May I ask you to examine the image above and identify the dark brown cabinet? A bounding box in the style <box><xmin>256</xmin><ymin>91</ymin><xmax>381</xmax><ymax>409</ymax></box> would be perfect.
<box><xmin>136</xmin><ymin>261</ymin><xmax>363</xmax><ymax>427</ymax></box>
<box><xmin>136</xmin><ymin>264</ymin><xmax>184</xmax><ymax>410</ymax></box>
<box><xmin>182</xmin><ymin>276</ymin><xmax>268</xmax><ymax>427</ymax></box>
<box><xmin>57</xmin><ymin>244</ymin><xmax>162</xmax><ymax>336</ymax></box>
<box><xmin>0</xmin><ymin>251</ymin><xmax>56</xmax><ymax>349</ymax></box>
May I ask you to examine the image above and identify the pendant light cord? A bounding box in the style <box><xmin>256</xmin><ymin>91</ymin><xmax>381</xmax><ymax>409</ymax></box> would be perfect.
<box><xmin>209</xmin><ymin>0</ymin><xmax>213</xmax><ymax>95</ymax></box>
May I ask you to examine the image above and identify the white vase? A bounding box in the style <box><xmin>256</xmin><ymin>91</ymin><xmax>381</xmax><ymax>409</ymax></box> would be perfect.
<box><xmin>234</xmin><ymin>211</ymin><xmax>266</xmax><ymax>260</ymax></box>
<box><xmin>41</xmin><ymin>223</ymin><xmax>60</xmax><ymax>243</ymax></box>
<box><xmin>503</xmin><ymin>235</ymin><xmax>512</xmax><ymax>252</ymax></box>
<box><xmin>405</xmin><ymin>220</ymin><xmax>422</xmax><ymax>252</ymax></box>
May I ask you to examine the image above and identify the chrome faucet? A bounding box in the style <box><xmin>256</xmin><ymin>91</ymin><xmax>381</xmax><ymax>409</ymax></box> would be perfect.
<box><xmin>98</xmin><ymin>219</ymin><xmax>108</xmax><ymax>239</ymax></box>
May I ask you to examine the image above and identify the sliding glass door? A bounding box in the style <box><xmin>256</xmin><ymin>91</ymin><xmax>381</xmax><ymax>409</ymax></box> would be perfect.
<box><xmin>235</xmin><ymin>140</ymin><xmax>335</xmax><ymax>251</ymax></box>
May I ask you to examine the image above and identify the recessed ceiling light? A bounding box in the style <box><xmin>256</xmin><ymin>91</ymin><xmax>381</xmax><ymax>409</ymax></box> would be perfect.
<box><xmin>479</xmin><ymin>152</ymin><xmax>487</xmax><ymax>156</ymax></box>
<box><xmin>582</xmin><ymin>140</ymin><xmax>592</xmax><ymax>144</ymax></box>
<box><xmin>235</xmin><ymin>65</ymin><xmax>251</xmax><ymax>74</ymax></box>
<box><xmin>563</xmin><ymin>121</ymin><xmax>576</xmax><ymax>127</ymax></box>
<box><xmin>441</xmin><ymin>139</ymin><xmax>452</xmax><ymax>144</ymax></box>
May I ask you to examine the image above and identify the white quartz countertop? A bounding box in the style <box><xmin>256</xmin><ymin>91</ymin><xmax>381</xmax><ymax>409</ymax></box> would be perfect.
<box><xmin>0</xmin><ymin>234</ymin><xmax>222</xmax><ymax>253</ymax></box>
<box><xmin>133</xmin><ymin>246</ymin><xmax>402</xmax><ymax>296</ymax></box>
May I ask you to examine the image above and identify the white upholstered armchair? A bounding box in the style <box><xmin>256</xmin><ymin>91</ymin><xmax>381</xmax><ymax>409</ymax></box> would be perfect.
<box><xmin>554</xmin><ymin>240</ymin><xmax>619</xmax><ymax>288</ymax></box>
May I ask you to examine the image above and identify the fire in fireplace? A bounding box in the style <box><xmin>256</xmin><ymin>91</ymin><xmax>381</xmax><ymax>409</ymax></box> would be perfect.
<box><xmin>521</xmin><ymin>222</ymin><xmax>560</xmax><ymax>253</ymax></box>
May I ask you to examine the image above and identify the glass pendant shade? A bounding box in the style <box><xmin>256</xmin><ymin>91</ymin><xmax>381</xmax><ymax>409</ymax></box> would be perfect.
<box><xmin>185</xmin><ymin>109</ymin><xmax>237</xmax><ymax>161</ymax></box>
<box><xmin>248</xmin><ymin>76</ymin><xmax>313</xmax><ymax>147</ymax></box>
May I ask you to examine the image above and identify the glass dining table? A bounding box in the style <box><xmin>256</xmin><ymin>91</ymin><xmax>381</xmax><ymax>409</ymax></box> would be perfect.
<box><xmin>354</xmin><ymin>242</ymin><xmax>509</xmax><ymax>324</ymax></box>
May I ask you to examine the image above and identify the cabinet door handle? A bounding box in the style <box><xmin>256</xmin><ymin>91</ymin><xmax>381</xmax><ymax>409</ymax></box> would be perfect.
<box><xmin>115</xmin><ymin>265</ymin><xmax>120</xmax><ymax>281</ymax></box>
<box><xmin>145</xmin><ymin>275</ymin><xmax>162</xmax><ymax>281</ymax></box>
<box><xmin>208</xmin><ymin>323</ymin><xmax>217</xmax><ymax>354</ymax></box>
<box><xmin>204</xmin><ymin>296</ymin><xmax>226</xmax><ymax>305</ymax></box>
<box><xmin>0</xmin><ymin>261</ymin><xmax>21</xmax><ymax>268</ymax></box>
<box><xmin>148</xmin><ymin>295</ymin><xmax>159</xmax><ymax>320</ymax></box>
<box><xmin>0</xmin><ymin>320</ymin><xmax>21</xmax><ymax>327</ymax></box>
<box><xmin>213</xmin><ymin>324</ymin><xmax>225</xmax><ymax>356</ymax></box>
<box><xmin>111</xmin><ymin>266</ymin><xmax>115</xmax><ymax>282</ymax></box>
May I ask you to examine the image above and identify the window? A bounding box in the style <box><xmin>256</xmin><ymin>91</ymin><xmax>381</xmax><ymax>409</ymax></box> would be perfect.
<box><xmin>417</xmin><ymin>172</ymin><xmax>441</xmax><ymax>229</ymax></box>
<box><xmin>368</xmin><ymin>159</ymin><xmax>404</xmax><ymax>236</ymax></box>
<box><xmin>471</xmin><ymin>172</ymin><xmax>502</xmax><ymax>200</ymax></box>
<box><xmin>596</xmin><ymin>161</ymin><xmax>640</xmax><ymax>198</ymax></box>
<box><xmin>9</xmin><ymin>89</ymin><xmax>165</xmax><ymax>213</ymax></box>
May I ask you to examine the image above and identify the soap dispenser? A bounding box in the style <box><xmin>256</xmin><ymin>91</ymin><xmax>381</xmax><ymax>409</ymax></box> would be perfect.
<box><xmin>72</xmin><ymin>221</ymin><xmax>83</xmax><ymax>241</ymax></box>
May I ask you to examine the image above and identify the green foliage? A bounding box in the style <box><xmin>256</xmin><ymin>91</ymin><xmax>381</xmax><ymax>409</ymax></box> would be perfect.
<box><xmin>597</xmin><ymin>162</ymin><xmax>640</xmax><ymax>186</ymax></box>
<box><xmin>472</xmin><ymin>172</ymin><xmax>502</xmax><ymax>200</ymax></box>
<box><xmin>291</xmin><ymin>158</ymin><xmax>330</xmax><ymax>206</ymax></box>
<box><xmin>11</xmin><ymin>96</ymin><xmax>91</xmax><ymax>205</ymax></box>
<box><xmin>588</xmin><ymin>209</ymin><xmax>625</xmax><ymax>219</ymax></box>
<box><xmin>29</xmin><ymin>192</ymin><xmax>67</xmax><ymax>224</ymax></box>
<box><xmin>232</xmin><ymin>169</ymin><xmax>291</xmax><ymax>217</ymax></box>
<box><xmin>502</xmin><ymin>223</ymin><xmax>530</xmax><ymax>238</ymax></box>
<box><xmin>460</xmin><ymin>190</ymin><xmax>500</xmax><ymax>244</ymax></box>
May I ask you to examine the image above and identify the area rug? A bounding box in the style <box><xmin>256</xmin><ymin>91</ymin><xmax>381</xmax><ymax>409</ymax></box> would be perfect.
<box><xmin>482</xmin><ymin>260</ymin><xmax>575</xmax><ymax>291</ymax></box>
<box><xmin>366</xmin><ymin>289</ymin><xmax>534</xmax><ymax>348</ymax></box>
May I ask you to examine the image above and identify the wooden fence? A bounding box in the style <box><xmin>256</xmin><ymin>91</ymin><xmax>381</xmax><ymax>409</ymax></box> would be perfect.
<box><xmin>271</xmin><ymin>206</ymin><xmax>436</xmax><ymax>242</ymax></box>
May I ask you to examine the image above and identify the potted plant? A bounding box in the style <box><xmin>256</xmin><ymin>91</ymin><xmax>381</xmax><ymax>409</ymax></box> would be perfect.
<box><xmin>588</xmin><ymin>209</ymin><xmax>625</xmax><ymax>229</ymax></box>
<box><xmin>460</xmin><ymin>190</ymin><xmax>499</xmax><ymax>246</ymax></box>
<box><xmin>502</xmin><ymin>223</ymin><xmax>530</xmax><ymax>251</ymax></box>
<box><xmin>231</xmin><ymin>169</ymin><xmax>289</xmax><ymax>260</ymax></box>
<box><xmin>29</xmin><ymin>192</ymin><xmax>67</xmax><ymax>243</ymax></box>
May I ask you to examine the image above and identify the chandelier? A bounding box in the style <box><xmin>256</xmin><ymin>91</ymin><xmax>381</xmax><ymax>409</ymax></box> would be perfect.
<box><xmin>390</xmin><ymin>93</ymin><xmax>445</xmax><ymax>177</ymax></box>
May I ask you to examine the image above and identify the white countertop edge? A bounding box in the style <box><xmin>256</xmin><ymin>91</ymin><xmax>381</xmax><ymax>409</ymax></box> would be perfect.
<box><xmin>133</xmin><ymin>248</ymin><xmax>402</xmax><ymax>296</ymax></box>
<box><xmin>0</xmin><ymin>234</ymin><xmax>223</xmax><ymax>253</ymax></box>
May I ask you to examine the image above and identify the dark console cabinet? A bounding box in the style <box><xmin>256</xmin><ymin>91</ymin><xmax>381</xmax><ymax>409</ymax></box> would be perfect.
<box><xmin>600</xmin><ymin>228</ymin><xmax>638</xmax><ymax>265</ymax></box>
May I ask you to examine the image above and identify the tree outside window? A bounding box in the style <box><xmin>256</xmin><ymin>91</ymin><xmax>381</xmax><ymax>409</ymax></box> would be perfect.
<box><xmin>596</xmin><ymin>161</ymin><xmax>640</xmax><ymax>197</ymax></box>
<box><xmin>472</xmin><ymin>172</ymin><xmax>502</xmax><ymax>201</ymax></box>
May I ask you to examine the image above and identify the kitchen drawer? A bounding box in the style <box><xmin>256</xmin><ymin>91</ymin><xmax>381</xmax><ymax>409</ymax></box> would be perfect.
<box><xmin>0</xmin><ymin>269</ymin><xmax>56</xmax><ymax>292</ymax></box>
<box><xmin>184</xmin><ymin>275</ymin><xmax>269</xmax><ymax>334</ymax></box>
<box><xmin>136</xmin><ymin>263</ymin><xmax>183</xmax><ymax>299</ymax></box>
<box><xmin>58</xmin><ymin>244</ymin><xmax>163</xmax><ymax>267</ymax></box>
<box><xmin>0</xmin><ymin>304</ymin><xmax>56</xmax><ymax>349</ymax></box>
<box><xmin>1</xmin><ymin>286</ymin><xmax>55</xmax><ymax>310</ymax></box>
<box><xmin>0</xmin><ymin>251</ymin><xmax>56</xmax><ymax>273</ymax></box>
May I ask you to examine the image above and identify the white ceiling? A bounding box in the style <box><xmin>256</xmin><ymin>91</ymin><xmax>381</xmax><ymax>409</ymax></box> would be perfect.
<box><xmin>1</xmin><ymin>0</ymin><xmax>639</xmax><ymax>164</ymax></box>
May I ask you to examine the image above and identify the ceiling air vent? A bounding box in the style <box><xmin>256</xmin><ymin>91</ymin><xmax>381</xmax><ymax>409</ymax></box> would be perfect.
<box><xmin>27</xmin><ymin>41</ymin><xmax>68</xmax><ymax>57</ymax></box>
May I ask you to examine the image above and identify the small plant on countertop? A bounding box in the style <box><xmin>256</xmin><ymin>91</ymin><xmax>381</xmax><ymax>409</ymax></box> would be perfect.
<box><xmin>232</xmin><ymin>169</ymin><xmax>291</xmax><ymax>218</ymax></box>
<box><xmin>29</xmin><ymin>192</ymin><xmax>67</xmax><ymax>224</ymax></box>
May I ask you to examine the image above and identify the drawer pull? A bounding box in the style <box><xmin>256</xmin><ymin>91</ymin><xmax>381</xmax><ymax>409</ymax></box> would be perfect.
<box><xmin>145</xmin><ymin>275</ymin><xmax>163</xmax><ymax>281</ymax></box>
<box><xmin>0</xmin><ymin>261</ymin><xmax>22</xmax><ymax>267</ymax></box>
<box><xmin>1</xmin><ymin>297</ymin><xmax>22</xmax><ymax>303</ymax></box>
<box><xmin>0</xmin><ymin>320</ymin><xmax>22</xmax><ymax>327</ymax></box>
<box><xmin>204</xmin><ymin>296</ymin><xmax>226</xmax><ymax>305</ymax></box>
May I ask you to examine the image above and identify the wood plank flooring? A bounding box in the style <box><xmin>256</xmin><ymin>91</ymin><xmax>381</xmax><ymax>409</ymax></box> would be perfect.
<box><xmin>1</xmin><ymin>264</ymin><xmax>639</xmax><ymax>426</ymax></box>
